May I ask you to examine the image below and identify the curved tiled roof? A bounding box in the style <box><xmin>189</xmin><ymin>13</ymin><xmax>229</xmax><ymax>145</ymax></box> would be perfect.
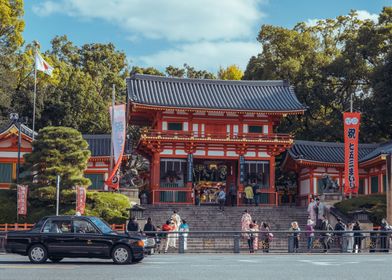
<box><xmin>360</xmin><ymin>141</ymin><xmax>392</xmax><ymax>163</ymax></box>
<box><xmin>0</xmin><ymin>121</ymin><xmax>37</xmax><ymax>139</ymax></box>
<box><xmin>127</xmin><ymin>74</ymin><xmax>306</xmax><ymax>113</ymax></box>
<box><xmin>288</xmin><ymin>140</ymin><xmax>380</xmax><ymax>164</ymax></box>
<box><xmin>83</xmin><ymin>134</ymin><xmax>111</xmax><ymax>156</ymax></box>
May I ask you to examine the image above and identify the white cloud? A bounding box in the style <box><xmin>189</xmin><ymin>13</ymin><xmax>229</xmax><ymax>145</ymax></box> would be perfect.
<box><xmin>306</xmin><ymin>10</ymin><xmax>378</xmax><ymax>27</ymax></box>
<box><xmin>137</xmin><ymin>41</ymin><xmax>260</xmax><ymax>73</ymax></box>
<box><xmin>33</xmin><ymin>0</ymin><xmax>266</xmax><ymax>42</ymax></box>
<box><xmin>355</xmin><ymin>10</ymin><xmax>378</xmax><ymax>22</ymax></box>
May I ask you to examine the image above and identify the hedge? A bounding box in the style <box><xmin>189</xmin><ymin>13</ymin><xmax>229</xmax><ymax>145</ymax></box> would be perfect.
<box><xmin>0</xmin><ymin>189</ymin><xmax>131</xmax><ymax>224</ymax></box>
<box><xmin>334</xmin><ymin>194</ymin><xmax>386</xmax><ymax>225</ymax></box>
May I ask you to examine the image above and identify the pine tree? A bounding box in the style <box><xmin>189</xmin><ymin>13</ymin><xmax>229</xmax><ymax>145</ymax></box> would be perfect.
<box><xmin>24</xmin><ymin>126</ymin><xmax>91</xmax><ymax>193</ymax></box>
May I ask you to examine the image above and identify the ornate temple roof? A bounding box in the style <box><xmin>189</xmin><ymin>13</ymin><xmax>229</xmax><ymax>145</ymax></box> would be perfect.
<box><xmin>287</xmin><ymin>140</ymin><xmax>387</xmax><ymax>164</ymax></box>
<box><xmin>127</xmin><ymin>74</ymin><xmax>306</xmax><ymax>113</ymax></box>
<box><xmin>0</xmin><ymin>120</ymin><xmax>37</xmax><ymax>139</ymax></box>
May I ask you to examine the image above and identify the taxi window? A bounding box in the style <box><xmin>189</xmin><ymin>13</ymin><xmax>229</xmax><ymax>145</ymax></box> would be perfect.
<box><xmin>42</xmin><ymin>220</ymin><xmax>72</xmax><ymax>234</ymax></box>
<box><xmin>73</xmin><ymin>220</ymin><xmax>99</xmax><ymax>234</ymax></box>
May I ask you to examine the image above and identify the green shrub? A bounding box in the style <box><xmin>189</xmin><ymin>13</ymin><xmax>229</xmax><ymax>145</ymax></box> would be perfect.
<box><xmin>334</xmin><ymin>194</ymin><xmax>386</xmax><ymax>225</ymax></box>
<box><xmin>0</xmin><ymin>190</ymin><xmax>130</xmax><ymax>224</ymax></box>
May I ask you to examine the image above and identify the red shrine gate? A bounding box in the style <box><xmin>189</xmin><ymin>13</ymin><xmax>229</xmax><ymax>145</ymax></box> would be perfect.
<box><xmin>127</xmin><ymin>74</ymin><xmax>305</xmax><ymax>205</ymax></box>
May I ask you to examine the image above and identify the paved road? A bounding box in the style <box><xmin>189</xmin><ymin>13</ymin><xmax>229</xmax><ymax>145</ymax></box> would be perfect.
<box><xmin>0</xmin><ymin>253</ymin><xmax>390</xmax><ymax>280</ymax></box>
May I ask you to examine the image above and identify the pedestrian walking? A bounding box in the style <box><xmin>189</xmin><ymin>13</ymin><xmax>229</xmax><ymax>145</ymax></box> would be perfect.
<box><xmin>217</xmin><ymin>187</ymin><xmax>226</xmax><ymax>211</ymax></box>
<box><xmin>171</xmin><ymin>210</ymin><xmax>181</xmax><ymax>245</ymax></box>
<box><xmin>127</xmin><ymin>217</ymin><xmax>140</xmax><ymax>233</ymax></box>
<box><xmin>244</xmin><ymin>184</ymin><xmax>254</xmax><ymax>205</ymax></box>
<box><xmin>261</xmin><ymin>222</ymin><xmax>272</xmax><ymax>253</ymax></box>
<box><xmin>179</xmin><ymin>220</ymin><xmax>189</xmax><ymax>251</ymax></box>
<box><xmin>334</xmin><ymin>218</ymin><xmax>346</xmax><ymax>250</ymax></box>
<box><xmin>307</xmin><ymin>197</ymin><xmax>316</xmax><ymax>222</ymax></box>
<box><xmin>246</xmin><ymin>223</ymin><xmax>257</xmax><ymax>253</ymax></box>
<box><xmin>353</xmin><ymin>221</ymin><xmax>362</xmax><ymax>253</ymax></box>
<box><xmin>305</xmin><ymin>217</ymin><xmax>315</xmax><ymax>251</ymax></box>
<box><xmin>241</xmin><ymin>210</ymin><xmax>252</xmax><ymax>238</ymax></box>
<box><xmin>380</xmin><ymin>218</ymin><xmax>391</xmax><ymax>253</ymax></box>
<box><xmin>320</xmin><ymin>215</ymin><xmax>331</xmax><ymax>253</ymax></box>
<box><xmin>252</xmin><ymin>180</ymin><xmax>260</xmax><ymax>206</ymax></box>
<box><xmin>143</xmin><ymin>217</ymin><xmax>157</xmax><ymax>237</ymax></box>
<box><xmin>229</xmin><ymin>183</ymin><xmax>237</xmax><ymax>206</ymax></box>
<box><xmin>162</xmin><ymin>220</ymin><xmax>175</xmax><ymax>253</ymax></box>
<box><xmin>346</xmin><ymin>223</ymin><xmax>354</xmax><ymax>253</ymax></box>
<box><xmin>289</xmin><ymin>221</ymin><xmax>301</xmax><ymax>253</ymax></box>
<box><xmin>252</xmin><ymin>220</ymin><xmax>259</xmax><ymax>252</ymax></box>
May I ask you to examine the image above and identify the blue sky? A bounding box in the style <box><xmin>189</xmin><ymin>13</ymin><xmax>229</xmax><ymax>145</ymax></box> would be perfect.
<box><xmin>24</xmin><ymin>0</ymin><xmax>389</xmax><ymax>73</ymax></box>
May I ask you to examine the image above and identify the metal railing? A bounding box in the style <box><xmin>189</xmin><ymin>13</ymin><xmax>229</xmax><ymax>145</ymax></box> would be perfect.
<box><xmin>144</xmin><ymin>230</ymin><xmax>392</xmax><ymax>254</ymax></box>
<box><xmin>1</xmin><ymin>229</ymin><xmax>391</xmax><ymax>254</ymax></box>
<box><xmin>152</xmin><ymin>189</ymin><xmax>194</xmax><ymax>204</ymax></box>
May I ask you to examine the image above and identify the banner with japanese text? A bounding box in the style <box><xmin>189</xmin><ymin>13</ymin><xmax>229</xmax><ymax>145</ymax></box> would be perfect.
<box><xmin>343</xmin><ymin>112</ymin><xmax>361</xmax><ymax>194</ymax></box>
<box><xmin>105</xmin><ymin>104</ymin><xmax>126</xmax><ymax>189</ymax></box>
<box><xmin>17</xmin><ymin>185</ymin><xmax>28</xmax><ymax>215</ymax></box>
<box><xmin>76</xmin><ymin>186</ymin><xmax>87</xmax><ymax>214</ymax></box>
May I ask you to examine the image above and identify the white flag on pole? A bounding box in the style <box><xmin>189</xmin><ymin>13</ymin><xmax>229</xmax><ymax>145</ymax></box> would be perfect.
<box><xmin>35</xmin><ymin>52</ymin><xmax>54</xmax><ymax>76</ymax></box>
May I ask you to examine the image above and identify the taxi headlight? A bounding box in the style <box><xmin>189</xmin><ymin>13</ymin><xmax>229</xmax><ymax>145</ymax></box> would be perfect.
<box><xmin>135</xmin><ymin>240</ymin><xmax>144</xmax><ymax>247</ymax></box>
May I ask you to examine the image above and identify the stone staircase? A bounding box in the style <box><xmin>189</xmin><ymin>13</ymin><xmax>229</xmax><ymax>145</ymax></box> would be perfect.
<box><xmin>143</xmin><ymin>205</ymin><xmax>308</xmax><ymax>231</ymax></box>
<box><xmin>142</xmin><ymin>205</ymin><xmax>308</xmax><ymax>253</ymax></box>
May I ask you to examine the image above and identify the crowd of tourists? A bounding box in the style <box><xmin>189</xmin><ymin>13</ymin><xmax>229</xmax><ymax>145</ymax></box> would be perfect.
<box><xmin>304</xmin><ymin>196</ymin><xmax>392</xmax><ymax>253</ymax></box>
<box><xmin>127</xmin><ymin>211</ymin><xmax>189</xmax><ymax>254</ymax></box>
<box><xmin>126</xmin><ymin>198</ymin><xmax>392</xmax><ymax>254</ymax></box>
<box><xmin>241</xmin><ymin>209</ymin><xmax>273</xmax><ymax>253</ymax></box>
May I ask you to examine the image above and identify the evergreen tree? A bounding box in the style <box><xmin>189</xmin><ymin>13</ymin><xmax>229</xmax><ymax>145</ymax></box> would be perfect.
<box><xmin>24</xmin><ymin>126</ymin><xmax>91</xmax><ymax>195</ymax></box>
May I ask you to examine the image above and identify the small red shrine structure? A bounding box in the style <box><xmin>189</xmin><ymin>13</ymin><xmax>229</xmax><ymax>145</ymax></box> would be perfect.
<box><xmin>282</xmin><ymin>140</ymin><xmax>392</xmax><ymax>205</ymax></box>
<box><xmin>127</xmin><ymin>74</ymin><xmax>306</xmax><ymax>205</ymax></box>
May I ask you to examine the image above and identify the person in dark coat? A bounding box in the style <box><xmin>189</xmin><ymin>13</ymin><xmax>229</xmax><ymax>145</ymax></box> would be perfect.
<box><xmin>353</xmin><ymin>221</ymin><xmax>362</xmax><ymax>253</ymax></box>
<box><xmin>127</xmin><ymin>217</ymin><xmax>140</xmax><ymax>233</ymax></box>
<box><xmin>143</xmin><ymin>217</ymin><xmax>157</xmax><ymax>237</ymax></box>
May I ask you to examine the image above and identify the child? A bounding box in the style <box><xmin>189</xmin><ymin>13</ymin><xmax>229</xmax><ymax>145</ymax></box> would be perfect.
<box><xmin>155</xmin><ymin>226</ymin><xmax>162</xmax><ymax>254</ymax></box>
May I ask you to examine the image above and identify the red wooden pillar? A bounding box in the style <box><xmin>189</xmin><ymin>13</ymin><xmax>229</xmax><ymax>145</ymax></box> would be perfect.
<box><xmin>151</xmin><ymin>151</ymin><xmax>160</xmax><ymax>204</ymax></box>
<box><xmin>269</xmin><ymin>156</ymin><xmax>275</xmax><ymax>190</ymax></box>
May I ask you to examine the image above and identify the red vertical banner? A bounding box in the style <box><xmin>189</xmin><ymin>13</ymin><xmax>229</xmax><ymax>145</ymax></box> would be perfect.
<box><xmin>76</xmin><ymin>186</ymin><xmax>87</xmax><ymax>215</ymax></box>
<box><xmin>17</xmin><ymin>185</ymin><xmax>28</xmax><ymax>215</ymax></box>
<box><xmin>343</xmin><ymin>112</ymin><xmax>361</xmax><ymax>194</ymax></box>
<box><xmin>105</xmin><ymin>104</ymin><xmax>126</xmax><ymax>190</ymax></box>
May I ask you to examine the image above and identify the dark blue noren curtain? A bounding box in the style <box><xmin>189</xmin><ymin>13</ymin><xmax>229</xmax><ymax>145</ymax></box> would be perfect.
<box><xmin>0</xmin><ymin>163</ymin><xmax>12</xmax><ymax>183</ymax></box>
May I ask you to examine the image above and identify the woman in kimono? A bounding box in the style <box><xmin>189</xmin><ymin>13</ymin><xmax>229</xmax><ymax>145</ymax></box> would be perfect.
<box><xmin>241</xmin><ymin>210</ymin><xmax>252</xmax><ymax>238</ymax></box>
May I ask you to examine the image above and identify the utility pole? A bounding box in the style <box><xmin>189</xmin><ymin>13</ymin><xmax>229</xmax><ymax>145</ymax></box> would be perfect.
<box><xmin>56</xmin><ymin>175</ymin><xmax>60</xmax><ymax>216</ymax></box>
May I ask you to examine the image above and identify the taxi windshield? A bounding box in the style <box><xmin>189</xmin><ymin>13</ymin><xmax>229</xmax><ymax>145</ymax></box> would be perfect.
<box><xmin>89</xmin><ymin>217</ymin><xmax>113</xmax><ymax>234</ymax></box>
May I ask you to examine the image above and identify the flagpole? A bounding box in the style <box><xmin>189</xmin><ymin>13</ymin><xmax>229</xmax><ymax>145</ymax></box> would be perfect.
<box><xmin>109</xmin><ymin>84</ymin><xmax>115</xmax><ymax>189</ymax></box>
<box><xmin>32</xmin><ymin>41</ymin><xmax>39</xmax><ymax>141</ymax></box>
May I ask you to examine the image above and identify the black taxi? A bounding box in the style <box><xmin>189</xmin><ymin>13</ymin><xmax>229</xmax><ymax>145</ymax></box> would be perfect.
<box><xmin>4</xmin><ymin>215</ymin><xmax>144</xmax><ymax>264</ymax></box>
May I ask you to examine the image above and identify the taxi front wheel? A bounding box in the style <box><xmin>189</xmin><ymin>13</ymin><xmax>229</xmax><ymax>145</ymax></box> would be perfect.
<box><xmin>112</xmin><ymin>245</ymin><xmax>132</xmax><ymax>264</ymax></box>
